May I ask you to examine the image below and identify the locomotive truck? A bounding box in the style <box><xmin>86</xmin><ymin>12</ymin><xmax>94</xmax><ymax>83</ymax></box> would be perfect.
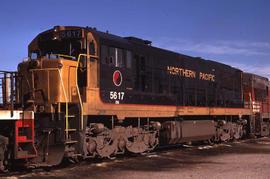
<box><xmin>0</xmin><ymin>26</ymin><xmax>269</xmax><ymax>171</ymax></box>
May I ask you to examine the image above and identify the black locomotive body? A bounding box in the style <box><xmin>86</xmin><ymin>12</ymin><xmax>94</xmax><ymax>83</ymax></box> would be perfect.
<box><xmin>98</xmin><ymin>32</ymin><xmax>243</xmax><ymax>108</ymax></box>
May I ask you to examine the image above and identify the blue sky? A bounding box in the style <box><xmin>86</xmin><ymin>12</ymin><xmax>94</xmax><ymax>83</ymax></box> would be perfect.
<box><xmin>0</xmin><ymin>0</ymin><xmax>269</xmax><ymax>77</ymax></box>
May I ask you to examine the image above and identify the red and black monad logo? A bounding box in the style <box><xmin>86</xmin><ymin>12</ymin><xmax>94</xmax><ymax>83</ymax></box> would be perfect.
<box><xmin>113</xmin><ymin>70</ymin><xmax>122</xmax><ymax>86</ymax></box>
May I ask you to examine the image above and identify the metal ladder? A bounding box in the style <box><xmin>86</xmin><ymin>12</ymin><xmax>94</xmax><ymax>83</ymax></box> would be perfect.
<box><xmin>29</xmin><ymin>68</ymin><xmax>77</xmax><ymax>143</ymax></box>
<box><xmin>64</xmin><ymin>110</ymin><xmax>78</xmax><ymax>145</ymax></box>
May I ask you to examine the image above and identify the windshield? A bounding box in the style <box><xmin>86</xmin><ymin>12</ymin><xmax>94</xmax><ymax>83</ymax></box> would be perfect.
<box><xmin>38</xmin><ymin>39</ymin><xmax>82</xmax><ymax>59</ymax></box>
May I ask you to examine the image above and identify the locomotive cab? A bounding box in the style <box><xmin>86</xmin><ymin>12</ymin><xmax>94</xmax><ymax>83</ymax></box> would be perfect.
<box><xmin>18</xmin><ymin>26</ymin><xmax>98</xmax><ymax>113</ymax></box>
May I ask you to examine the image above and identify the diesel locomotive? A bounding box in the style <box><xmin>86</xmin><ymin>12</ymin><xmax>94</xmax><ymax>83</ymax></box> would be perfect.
<box><xmin>0</xmin><ymin>26</ymin><xmax>269</xmax><ymax>171</ymax></box>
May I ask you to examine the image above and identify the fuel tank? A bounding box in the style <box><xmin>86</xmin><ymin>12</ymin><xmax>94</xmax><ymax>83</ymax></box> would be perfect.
<box><xmin>160</xmin><ymin>120</ymin><xmax>215</xmax><ymax>144</ymax></box>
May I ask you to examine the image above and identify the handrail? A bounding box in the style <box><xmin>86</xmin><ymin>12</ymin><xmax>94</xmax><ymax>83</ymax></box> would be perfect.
<box><xmin>30</xmin><ymin>53</ymin><xmax>99</xmax><ymax>133</ymax></box>
<box><xmin>30</xmin><ymin>68</ymin><xmax>69</xmax><ymax>139</ymax></box>
<box><xmin>76</xmin><ymin>54</ymin><xmax>99</xmax><ymax>130</ymax></box>
<box><xmin>0</xmin><ymin>71</ymin><xmax>18</xmax><ymax>115</ymax></box>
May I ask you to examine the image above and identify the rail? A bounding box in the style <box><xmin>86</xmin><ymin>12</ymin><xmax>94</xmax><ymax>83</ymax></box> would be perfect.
<box><xmin>49</xmin><ymin>53</ymin><xmax>99</xmax><ymax>130</ymax></box>
<box><xmin>29</xmin><ymin>68</ymin><xmax>70</xmax><ymax>139</ymax></box>
<box><xmin>0</xmin><ymin>71</ymin><xmax>19</xmax><ymax>116</ymax></box>
<box><xmin>29</xmin><ymin>53</ymin><xmax>99</xmax><ymax>135</ymax></box>
<box><xmin>76</xmin><ymin>53</ymin><xmax>99</xmax><ymax>130</ymax></box>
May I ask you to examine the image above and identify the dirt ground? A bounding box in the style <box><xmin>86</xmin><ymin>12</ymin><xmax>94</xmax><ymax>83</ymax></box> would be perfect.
<box><xmin>2</xmin><ymin>137</ymin><xmax>270</xmax><ymax>179</ymax></box>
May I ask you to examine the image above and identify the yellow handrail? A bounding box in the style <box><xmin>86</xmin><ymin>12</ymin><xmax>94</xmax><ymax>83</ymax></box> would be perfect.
<box><xmin>30</xmin><ymin>68</ymin><xmax>69</xmax><ymax>140</ymax></box>
<box><xmin>30</xmin><ymin>53</ymin><xmax>99</xmax><ymax>135</ymax></box>
<box><xmin>76</xmin><ymin>54</ymin><xmax>99</xmax><ymax>130</ymax></box>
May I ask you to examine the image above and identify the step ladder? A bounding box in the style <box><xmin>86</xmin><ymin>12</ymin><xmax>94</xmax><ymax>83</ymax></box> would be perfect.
<box><xmin>61</xmin><ymin>109</ymin><xmax>82</xmax><ymax>159</ymax></box>
<box><xmin>64</xmin><ymin>110</ymin><xmax>78</xmax><ymax>143</ymax></box>
<box><xmin>14</xmin><ymin>111</ymin><xmax>37</xmax><ymax>159</ymax></box>
<box><xmin>63</xmin><ymin>54</ymin><xmax>87</xmax><ymax>154</ymax></box>
<box><xmin>63</xmin><ymin>104</ymin><xmax>81</xmax><ymax>159</ymax></box>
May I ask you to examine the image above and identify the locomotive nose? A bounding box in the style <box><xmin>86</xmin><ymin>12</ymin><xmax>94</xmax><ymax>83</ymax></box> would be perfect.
<box><xmin>17</xmin><ymin>57</ymin><xmax>78</xmax><ymax>112</ymax></box>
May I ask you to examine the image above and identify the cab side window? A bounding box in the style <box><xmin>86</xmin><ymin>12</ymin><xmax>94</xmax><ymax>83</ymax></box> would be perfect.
<box><xmin>89</xmin><ymin>40</ymin><xmax>96</xmax><ymax>55</ymax></box>
<box><xmin>126</xmin><ymin>50</ymin><xmax>132</xmax><ymax>68</ymax></box>
<box><xmin>115</xmin><ymin>48</ymin><xmax>123</xmax><ymax>67</ymax></box>
<box><xmin>101</xmin><ymin>45</ymin><xmax>130</xmax><ymax>68</ymax></box>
